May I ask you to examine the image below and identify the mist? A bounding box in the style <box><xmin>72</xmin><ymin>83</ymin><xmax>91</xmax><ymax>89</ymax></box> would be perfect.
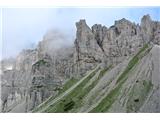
<box><xmin>1</xmin><ymin>8</ymin><xmax>160</xmax><ymax>59</ymax></box>
<box><xmin>38</xmin><ymin>29</ymin><xmax>74</xmax><ymax>57</ymax></box>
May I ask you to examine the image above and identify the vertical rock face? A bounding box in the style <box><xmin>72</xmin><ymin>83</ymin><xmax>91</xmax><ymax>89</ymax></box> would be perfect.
<box><xmin>1</xmin><ymin>49</ymin><xmax>38</xmax><ymax>112</ymax></box>
<box><xmin>74</xmin><ymin>20</ymin><xmax>103</xmax><ymax>77</ymax></box>
<box><xmin>1</xmin><ymin>14</ymin><xmax>160</xmax><ymax>112</ymax></box>
<box><xmin>54</xmin><ymin>47</ymin><xmax>75</xmax><ymax>79</ymax></box>
<box><xmin>0</xmin><ymin>30</ymin><xmax>75</xmax><ymax>112</ymax></box>
<box><xmin>73</xmin><ymin>15</ymin><xmax>160</xmax><ymax>76</ymax></box>
<box><xmin>101</xmin><ymin>18</ymin><xmax>144</xmax><ymax>66</ymax></box>
<box><xmin>28</xmin><ymin>55</ymin><xmax>54</xmax><ymax>110</ymax></box>
<box><xmin>153</xmin><ymin>22</ymin><xmax>160</xmax><ymax>45</ymax></box>
<box><xmin>141</xmin><ymin>14</ymin><xmax>160</xmax><ymax>45</ymax></box>
<box><xmin>141</xmin><ymin>15</ymin><xmax>154</xmax><ymax>43</ymax></box>
<box><xmin>26</xmin><ymin>31</ymin><xmax>75</xmax><ymax>111</ymax></box>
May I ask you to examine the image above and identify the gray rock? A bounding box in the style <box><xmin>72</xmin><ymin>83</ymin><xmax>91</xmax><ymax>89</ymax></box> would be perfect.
<box><xmin>1</xmin><ymin>14</ymin><xmax>160</xmax><ymax>112</ymax></box>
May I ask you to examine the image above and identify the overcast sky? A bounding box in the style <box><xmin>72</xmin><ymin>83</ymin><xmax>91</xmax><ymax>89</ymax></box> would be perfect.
<box><xmin>1</xmin><ymin>7</ymin><xmax>160</xmax><ymax>59</ymax></box>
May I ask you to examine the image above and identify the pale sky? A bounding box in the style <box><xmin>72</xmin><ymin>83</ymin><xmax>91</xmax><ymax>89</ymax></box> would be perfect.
<box><xmin>1</xmin><ymin>7</ymin><xmax>160</xmax><ymax>59</ymax></box>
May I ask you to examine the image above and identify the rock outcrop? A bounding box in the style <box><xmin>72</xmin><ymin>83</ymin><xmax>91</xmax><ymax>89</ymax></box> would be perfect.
<box><xmin>33</xmin><ymin>44</ymin><xmax>160</xmax><ymax>113</ymax></box>
<box><xmin>73</xmin><ymin>14</ymin><xmax>160</xmax><ymax>78</ymax></box>
<box><xmin>73</xmin><ymin>20</ymin><xmax>103</xmax><ymax>77</ymax></box>
<box><xmin>1</xmin><ymin>14</ymin><xmax>160</xmax><ymax>112</ymax></box>
<box><xmin>0</xmin><ymin>30</ymin><xmax>75</xmax><ymax>112</ymax></box>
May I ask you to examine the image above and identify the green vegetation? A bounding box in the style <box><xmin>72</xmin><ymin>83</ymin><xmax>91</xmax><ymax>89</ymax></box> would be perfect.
<box><xmin>45</xmin><ymin>66</ymin><xmax>110</xmax><ymax>113</ymax></box>
<box><xmin>90</xmin><ymin>77</ymin><xmax>127</xmax><ymax>112</ymax></box>
<box><xmin>33</xmin><ymin>64</ymin><xmax>112</xmax><ymax>112</ymax></box>
<box><xmin>35</xmin><ymin>85</ymin><xmax>44</xmax><ymax>88</ymax></box>
<box><xmin>126</xmin><ymin>80</ymin><xmax>153</xmax><ymax>112</ymax></box>
<box><xmin>34</xmin><ymin>44</ymin><xmax>151</xmax><ymax>113</ymax></box>
<box><xmin>143</xmin><ymin>80</ymin><xmax>153</xmax><ymax>93</ymax></box>
<box><xmin>64</xmin><ymin>100</ymin><xmax>75</xmax><ymax>112</ymax></box>
<box><xmin>32</xmin><ymin>77</ymin><xmax>78</xmax><ymax>112</ymax></box>
<box><xmin>33</xmin><ymin>59</ymin><xmax>49</xmax><ymax>67</ymax></box>
<box><xmin>90</xmin><ymin>44</ymin><xmax>151</xmax><ymax>112</ymax></box>
<box><xmin>117</xmin><ymin>44</ymin><xmax>149</xmax><ymax>84</ymax></box>
<box><xmin>45</xmin><ymin>67</ymin><xmax>99</xmax><ymax>112</ymax></box>
<box><xmin>58</xmin><ymin>77</ymin><xmax>79</xmax><ymax>94</ymax></box>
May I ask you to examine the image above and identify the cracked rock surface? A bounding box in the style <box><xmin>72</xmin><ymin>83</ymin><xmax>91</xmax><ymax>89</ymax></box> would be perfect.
<box><xmin>1</xmin><ymin>14</ymin><xmax>160</xmax><ymax>112</ymax></box>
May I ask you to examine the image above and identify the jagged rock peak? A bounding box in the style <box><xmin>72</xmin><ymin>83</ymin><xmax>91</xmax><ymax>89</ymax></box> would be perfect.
<box><xmin>115</xmin><ymin>18</ymin><xmax>133</xmax><ymax>25</ymax></box>
<box><xmin>140</xmin><ymin>14</ymin><xmax>153</xmax><ymax>29</ymax></box>
<box><xmin>92</xmin><ymin>24</ymin><xmax>107</xmax><ymax>33</ymax></box>
<box><xmin>76</xmin><ymin>19</ymin><xmax>91</xmax><ymax>30</ymax></box>
<box><xmin>76</xmin><ymin>19</ymin><xmax>86</xmax><ymax>26</ymax></box>
<box><xmin>141</xmin><ymin>14</ymin><xmax>152</xmax><ymax>22</ymax></box>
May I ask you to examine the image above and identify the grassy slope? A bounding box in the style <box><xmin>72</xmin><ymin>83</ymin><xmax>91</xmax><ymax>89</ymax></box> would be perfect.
<box><xmin>34</xmin><ymin>66</ymin><xmax>100</xmax><ymax>112</ymax></box>
<box><xmin>89</xmin><ymin>44</ymin><xmax>151</xmax><ymax>112</ymax></box>
<box><xmin>44</xmin><ymin>67</ymin><xmax>104</xmax><ymax>112</ymax></box>
<box><xmin>126</xmin><ymin>80</ymin><xmax>153</xmax><ymax>112</ymax></box>
<box><xmin>32</xmin><ymin>77</ymin><xmax>79</xmax><ymax>112</ymax></box>
<box><xmin>34</xmin><ymin>44</ymin><xmax>152</xmax><ymax>113</ymax></box>
<box><xmin>59</xmin><ymin>77</ymin><xmax>79</xmax><ymax>94</ymax></box>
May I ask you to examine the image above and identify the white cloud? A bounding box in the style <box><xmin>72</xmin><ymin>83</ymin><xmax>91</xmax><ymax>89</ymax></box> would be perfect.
<box><xmin>2</xmin><ymin>7</ymin><xmax>160</xmax><ymax>59</ymax></box>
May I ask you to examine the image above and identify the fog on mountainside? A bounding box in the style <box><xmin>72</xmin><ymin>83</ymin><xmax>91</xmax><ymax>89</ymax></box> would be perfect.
<box><xmin>1</xmin><ymin>13</ymin><xmax>160</xmax><ymax>113</ymax></box>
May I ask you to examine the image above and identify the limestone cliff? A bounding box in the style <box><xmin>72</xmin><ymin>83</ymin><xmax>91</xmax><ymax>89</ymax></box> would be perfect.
<box><xmin>73</xmin><ymin>14</ymin><xmax>160</xmax><ymax>77</ymax></box>
<box><xmin>1</xmin><ymin>14</ymin><xmax>160</xmax><ymax>113</ymax></box>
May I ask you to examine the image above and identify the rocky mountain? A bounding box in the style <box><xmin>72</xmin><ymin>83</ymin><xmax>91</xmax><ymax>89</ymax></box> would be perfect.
<box><xmin>0</xmin><ymin>14</ymin><xmax>160</xmax><ymax>113</ymax></box>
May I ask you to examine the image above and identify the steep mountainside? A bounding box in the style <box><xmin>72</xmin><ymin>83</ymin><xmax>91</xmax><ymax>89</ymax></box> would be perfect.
<box><xmin>1</xmin><ymin>14</ymin><xmax>160</xmax><ymax>112</ymax></box>
<box><xmin>33</xmin><ymin>44</ymin><xmax>160</xmax><ymax>112</ymax></box>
